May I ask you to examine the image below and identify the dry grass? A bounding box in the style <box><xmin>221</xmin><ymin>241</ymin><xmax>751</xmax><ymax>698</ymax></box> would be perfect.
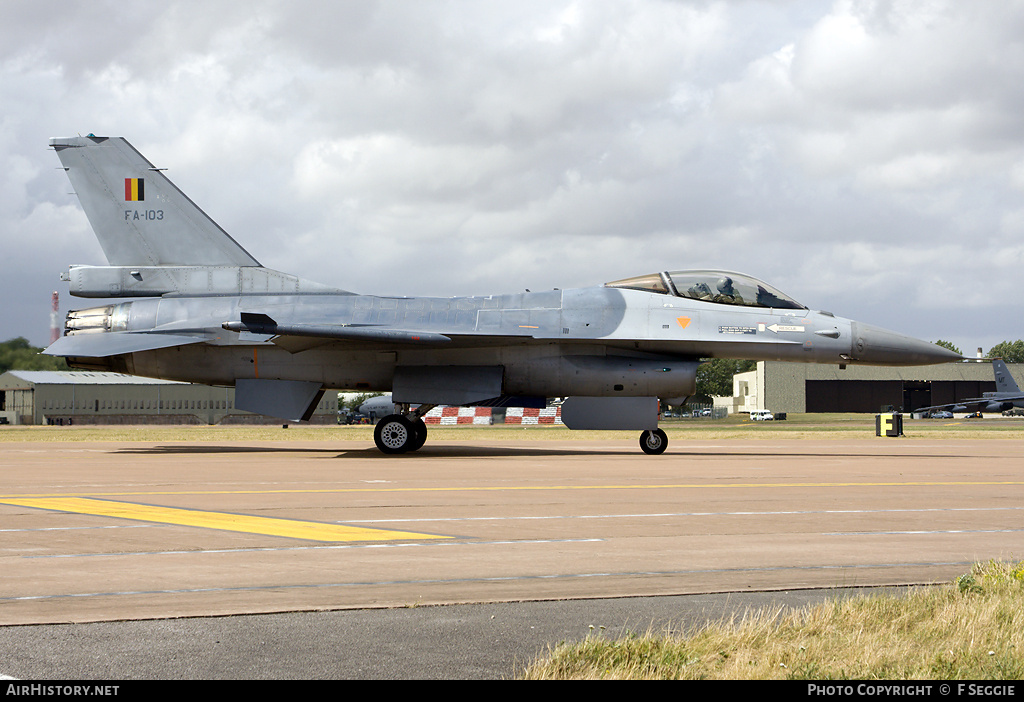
<box><xmin>522</xmin><ymin>561</ymin><xmax>1024</xmax><ymax>679</ymax></box>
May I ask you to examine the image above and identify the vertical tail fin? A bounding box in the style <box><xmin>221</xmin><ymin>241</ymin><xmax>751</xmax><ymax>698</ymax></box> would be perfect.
<box><xmin>50</xmin><ymin>136</ymin><xmax>261</xmax><ymax>267</ymax></box>
<box><xmin>992</xmin><ymin>359</ymin><xmax>1019</xmax><ymax>393</ymax></box>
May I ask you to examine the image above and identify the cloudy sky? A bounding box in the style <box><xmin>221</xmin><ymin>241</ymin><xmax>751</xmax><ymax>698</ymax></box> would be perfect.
<box><xmin>3</xmin><ymin>0</ymin><xmax>1023</xmax><ymax>355</ymax></box>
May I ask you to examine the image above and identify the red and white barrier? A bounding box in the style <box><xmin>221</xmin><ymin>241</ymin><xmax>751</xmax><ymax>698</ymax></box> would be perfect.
<box><xmin>423</xmin><ymin>406</ymin><xmax>493</xmax><ymax>425</ymax></box>
<box><xmin>420</xmin><ymin>406</ymin><xmax>563</xmax><ymax>425</ymax></box>
<box><xmin>504</xmin><ymin>406</ymin><xmax>563</xmax><ymax>425</ymax></box>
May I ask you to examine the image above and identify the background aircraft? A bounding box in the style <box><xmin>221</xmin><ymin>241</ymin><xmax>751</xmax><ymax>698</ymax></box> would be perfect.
<box><xmin>916</xmin><ymin>360</ymin><xmax>1024</xmax><ymax>417</ymax></box>
<box><xmin>357</xmin><ymin>394</ymin><xmax>398</xmax><ymax>422</ymax></box>
<box><xmin>43</xmin><ymin>136</ymin><xmax>961</xmax><ymax>454</ymax></box>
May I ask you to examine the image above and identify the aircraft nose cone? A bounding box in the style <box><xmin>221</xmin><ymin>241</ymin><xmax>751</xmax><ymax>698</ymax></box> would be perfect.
<box><xmin>853</xmin><ymin>323</ymin><xmax>963</xmax><ymax>366</ymax></box>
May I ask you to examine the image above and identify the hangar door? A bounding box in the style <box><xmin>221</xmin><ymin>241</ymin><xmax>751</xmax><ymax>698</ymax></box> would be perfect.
<box><xmin>805</xmin><ymin>380</ymin><xmax>902</xmax><ymax>413</ymax></box>
<box><xmin>805</xmin><ymin>379</ymin><xmax>997</xmax><ymax>413</ymax></box>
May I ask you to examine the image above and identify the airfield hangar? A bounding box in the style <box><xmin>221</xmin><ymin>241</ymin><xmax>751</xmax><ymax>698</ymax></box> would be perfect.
<box><xmin>0</xmin><ymin>370</ymin><xmax>338</xmax><ymax>426</ymax></box>
<box><xmin>3</xmin><ymin>363</ymin><xmax>1017</xmax><ymax>426</ymax></box>
<box><xmin>716</xmin><ymin>361</ymin><xmax>1022</xmax><ymax>415</ymax></box>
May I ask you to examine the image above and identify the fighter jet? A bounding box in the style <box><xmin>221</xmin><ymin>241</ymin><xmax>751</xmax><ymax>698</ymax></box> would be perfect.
<box><xmin>916</xmin><ymin>360</ymin><xmax>1024</xmax><ymax>417</ymax></box>
<box><xmin>43</xmin><ymin>135</ymin><xmax>961</xmax><ymax>454</ymax></box>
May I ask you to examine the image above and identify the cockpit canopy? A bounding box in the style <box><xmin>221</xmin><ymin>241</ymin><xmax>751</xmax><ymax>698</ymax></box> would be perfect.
<box><xmin>605</xmin><ymin>270</ymin><xmax>806</xmax><ymax>310</ymax></box>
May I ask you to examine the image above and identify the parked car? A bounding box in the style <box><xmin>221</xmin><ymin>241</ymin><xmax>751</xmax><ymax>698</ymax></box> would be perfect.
<box><xmin>929</xmin><ymin>410</ymin><xmax>954</xmax><ymax>419</ymax></box>
<box><xmin>340</xmin><ymin>412</ymin><xmax>370</xmax><ymax>425</ymax></box>
<box><xmin>750</xmin><ymin>409</ymin><xmax>774</xmax><ymax>421</ymax></box>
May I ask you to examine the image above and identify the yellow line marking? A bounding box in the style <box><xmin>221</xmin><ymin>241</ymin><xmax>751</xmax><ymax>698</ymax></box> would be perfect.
<box><xmin>2</xmin><ymin>480</ymin><xmax>1023</xmax><ymax>503</ymax></box>
<box><xmin>0</xmin><ymin>497</ymin><xmax>448</xmax><ymax>543</ymax></box>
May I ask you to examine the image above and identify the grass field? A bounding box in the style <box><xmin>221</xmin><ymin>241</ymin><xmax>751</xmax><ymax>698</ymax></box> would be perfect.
<box><xmin>522</xmin><ymin>560</ymin><xmax>1024</xmax><ymax>680</ymax></box>
<box><xmin>2</xmin><ymin>413</ymin><xmax>1023</xmax><ymax>443</ymax></box>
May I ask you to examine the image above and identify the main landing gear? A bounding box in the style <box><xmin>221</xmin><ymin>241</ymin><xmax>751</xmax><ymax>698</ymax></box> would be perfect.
<box><xmin>373</xmin><ymin>404</ymin><xmax>434</xmax><ymax>454</ymax></box>
<box><xmin>371</xmin><ymin>404</ymin><xmax>669</xmax><ymax>455</ymax></box>
<box><xmin>639</xmin><ymin>428</ymin><xmax>668</xmax><ymax>455</ymax></box>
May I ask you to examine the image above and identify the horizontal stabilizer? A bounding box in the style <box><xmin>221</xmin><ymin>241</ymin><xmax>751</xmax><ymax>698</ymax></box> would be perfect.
<box><xmin>43</xmin><ymin>332</ymin><xmax>206</xmax><ymax>358</ymax></box>
<box><xmin>223</xmin><ymin>314</ymin><xmax>451</xmax><ymax>346</ymax></box>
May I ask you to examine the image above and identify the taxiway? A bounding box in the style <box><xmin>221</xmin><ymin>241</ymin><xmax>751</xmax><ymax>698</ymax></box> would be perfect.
<box><xmin>2</xmin><ymin>436</ymin><xmax>1021</xmax><ymax>627</ymax></box>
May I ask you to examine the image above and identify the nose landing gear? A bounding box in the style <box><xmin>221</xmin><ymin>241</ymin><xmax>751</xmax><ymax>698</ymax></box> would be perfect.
<box><xmin>639</xmin><ymin>428</ymin><xmax>668</xmax><ymax>455</ymax></box>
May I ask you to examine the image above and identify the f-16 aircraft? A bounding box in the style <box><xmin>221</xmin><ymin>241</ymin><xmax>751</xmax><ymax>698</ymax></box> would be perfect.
<box><xmin>43</xmin><ymin>135</ymin><xmax>961</xmax><ymax>454</ymax></box>
<box><xmin>916</xmin><ymin>360</ymin><xmax>1024</xmax><ymax>417</ymax></box>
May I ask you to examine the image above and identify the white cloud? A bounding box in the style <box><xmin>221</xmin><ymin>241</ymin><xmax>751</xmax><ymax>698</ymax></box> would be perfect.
<box><xmin>2</xmin><ymin>0</ymin><xmax>1022</xmax><ymax>357</ymax></box>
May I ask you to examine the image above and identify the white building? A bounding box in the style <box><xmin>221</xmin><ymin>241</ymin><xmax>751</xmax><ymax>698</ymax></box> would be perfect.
<box><xmin>712</xmin><ymin>361</ymin><xmax>1020</xmax><ymax>415</ymax></box>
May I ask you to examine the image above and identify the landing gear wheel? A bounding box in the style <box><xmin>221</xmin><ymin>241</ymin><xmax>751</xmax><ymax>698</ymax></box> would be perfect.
<box><xmin>639</xmin><ymin>428</ymin><xmax>668</xmax><ymax>455</ymax></box>
<box><xmin>374</xmin><ymin>414</ymin><xmax>414</xmax><ymax>454</ymax></box>
<box><xmin>406</xmin><ymin>418</ymin><xmax>428</xmax><ymax>452</ymax></box>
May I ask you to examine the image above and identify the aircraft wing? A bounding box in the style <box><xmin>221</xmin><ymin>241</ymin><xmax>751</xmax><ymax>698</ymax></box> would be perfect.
<box><xmin>222</xmin><ymin>312</ymin><xmax>614</xmax><ymax>354</ymax></box>
<box><xmin>43</xmin><ymin>332</ymin><xmax>207</xmax><ymax>357</ymax></box>
<box><xmin>222</xmin><ymin>313</ymin><xmax>452</xmax><ymax>353</ymax></box>
<box><xmin>915</xmin><ymin>400</ymin><xmax>984</xmax><ymax>414</ymax></box>
<box><xmin>915</xmin><ymin>395</ymin><xmax>1024</xmax><ymax>414</ymax></box>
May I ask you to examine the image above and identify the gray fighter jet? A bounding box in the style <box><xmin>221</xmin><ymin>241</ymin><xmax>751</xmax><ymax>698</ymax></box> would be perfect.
<box><xmin>43</xmin><ymin>135</ymin><xmax>961</xmax><ymax>454</ymax></box>
<box><xmin>916</xmin><ymin>360</ymin><xmax>1024</xmax><ymax>417</ymax></box>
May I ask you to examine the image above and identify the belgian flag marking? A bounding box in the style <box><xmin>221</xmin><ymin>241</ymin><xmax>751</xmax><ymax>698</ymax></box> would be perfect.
<box><xmin>124</xmin><ymin>177</ymin><xmax>145</xmax><ymax>201</ymax></box>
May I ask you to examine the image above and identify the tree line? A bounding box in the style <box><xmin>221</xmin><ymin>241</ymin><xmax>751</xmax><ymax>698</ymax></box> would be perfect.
<box><xmin>0</xmin><ymin>338</ymin><xmax>69</xmax><ymax>375</ymax></box>
<box><xmin>934</xmin><ymin>339</ymin><xmax>1024</xmax><ymax>363</ymax></box>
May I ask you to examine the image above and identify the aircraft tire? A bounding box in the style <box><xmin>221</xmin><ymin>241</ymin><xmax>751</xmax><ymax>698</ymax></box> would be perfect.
<box><xmin>639</xmin><ymin>428</ymin><xmax>668</xmax><ymax>455</ymax></box>
<box><xmin>374</xmin><ymin>414</ymin><xmax>414</xmax><ymax>454</ymax></box>
<box><xmin>407</xmin><ymin>418</ymin><xmax>428</xmax><ymax>452</ymax></box>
